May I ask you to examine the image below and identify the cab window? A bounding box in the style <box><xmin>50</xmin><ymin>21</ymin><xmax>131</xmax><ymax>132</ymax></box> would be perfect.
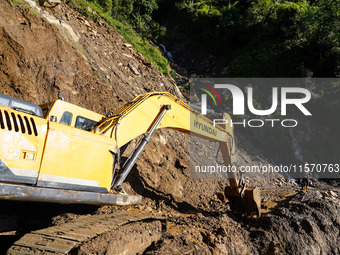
<box><xmin>75</xmin><ymin>116</ymin><xmax>97</xmax><ymax>131</ymax></box>
<box><xmin>60</xmin><ymin>112</ymin><xmax>73</xmax><ymax>125</ymax></box>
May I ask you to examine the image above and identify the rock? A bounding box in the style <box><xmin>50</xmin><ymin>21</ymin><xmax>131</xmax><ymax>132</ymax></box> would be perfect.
<box><xmin>315</xmin><ymin>191</ymin><xmax>322</xmax><ymax>198</ymax></box>
<box><xmin>144</xmin><ymin>206</ymin><xmax>153</xmax><ymax>212</ymax></box>
<box><xmin>65</xmin><ymin>13</ymin><xmax>70</xmax><ymax>21</ymax></box>
<box><xmin>329</xmin><ymin>191</ymin><xmax>337</xmax><ymax>198</ymax></box>
<box><xmin>123</xmin><ymin>43</ymin><xmax>133</xmax><ymax>48</ymax></box>
<box><xmin>18</xmin><ymin>17</ymin><xmax>28</xmax><ymax>25</ymax></box>
<box><xmin>159</xmin><ymin>135</ymin><xmax>167</xmax><ymax>145</ymax></box>
<box><xmin>174</xmin><ymin>158</ymin><xmax>188</xmax><ymax>169</ymax></box>
<box><xmin>98</xmin><ymin>20</ymin><xmax>104</xmax><ymax>26</ymax></box>
<box><xmin>128</xmin><ymin>63</ymin><xmax>140</xmax><ymax>75</ymax></box>
<box><xmin>39</xmin><ymin>0</ymin><xmax>61</xmax><ymax>8</ymax></box>
<box><xmin>142</xmin><ymin>60</ymin><xmax>152</xmax><ymax>67</ymax></box>
<box><xmin>201</xmin><ymin>231</ymin><xmax>216</xmax><ymax>247</ymax></box>
<box><xmin>84</xmin><ymin>20</ymin><xmax>91</xmax><ymax>27</ymax></box>
<box><xmin>216</xmin><ymin>192</ymin><xmax>226</xmax><ymax>203</ymax></box>
<box><xmin>320</xmin><ymin>191</ymin><xmax>329</xmax><ymax>198</ymax></box>
<box><xmin>122</xmin><ymin>53</ymin><xmax>133</xmax><ymax>58</ymax></box>
<box><xmin>319</xmin><ymin>190</ymin><xmax>337</xmax><ymax>199</ymax></box>
<box><xmin>216</xmin><ymin>227</ymin><xmax>227</xmax><ymax>237</ymax></box>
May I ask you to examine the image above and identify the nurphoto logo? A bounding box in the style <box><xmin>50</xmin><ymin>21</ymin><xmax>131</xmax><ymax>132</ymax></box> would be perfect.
<box><xmin>196</xmin><ymin>81</ymin><xmax>312</xmax><ymax>128</ymax></box>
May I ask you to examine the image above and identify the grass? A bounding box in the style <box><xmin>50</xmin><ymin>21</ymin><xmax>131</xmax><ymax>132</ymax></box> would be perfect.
<box><xmin>31</xmin><ymin>9</ymin><xmax>39</xmax><ymax>16</ymax></box>
<box><xmin>68</xmin><ymin>38</ymin><xmax>88</xmax><ymax>57</ymax></box>
<box><xmin>11</xmin><ymin>0</ymin><xmax>38</xmax><ymax>16</ymax></box>
<box><xmin>11</xmin><ymin>0</ymin><xmax>30</xmax><ymax>8</ymax></box>
<box><xmin>11</xmin><ymin>0</ymin><xmax>24</xmax><ymax>4</ymax></box>
<box><xmin>69</xmin><ymin>0</ymin><xmax>169</xmax><ymax>75</ymax></box>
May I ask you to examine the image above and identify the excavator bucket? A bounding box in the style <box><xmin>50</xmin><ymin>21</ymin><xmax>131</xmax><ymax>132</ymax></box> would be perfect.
<box><xmin>225</xmin><ymin>186</ymin><xmax>262</xmax><ymax>217</ymax></box>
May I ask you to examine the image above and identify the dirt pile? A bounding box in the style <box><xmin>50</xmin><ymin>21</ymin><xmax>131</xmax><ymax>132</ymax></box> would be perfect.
<box><xmin>246</xmin><ymin>189</ymin><xmax>340</xmax><ymax>255</ymax></box>
<box><xmin>0</xmin><ymin>0</ymin><xmax>178</xmax><ymax>110</ymax></box>
<box><xmin>0</xmin><ymin>1</ymin><xmax>339</xmax><ymax>254</ymax></box>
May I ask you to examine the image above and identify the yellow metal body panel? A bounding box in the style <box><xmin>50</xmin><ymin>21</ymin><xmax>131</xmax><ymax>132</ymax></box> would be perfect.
<box><xmin>0</xmin><ymin>107</ymin><xmax>47</xmax><ymax>180</ymax></box>
<box><xmin>38</xmin><ymin>122</ymin><xmax>115</xmax><ymax>191</ymax></box>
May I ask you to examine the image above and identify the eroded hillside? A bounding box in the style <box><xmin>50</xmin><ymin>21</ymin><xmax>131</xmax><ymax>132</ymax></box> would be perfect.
<box><xmin>0</xmin><ymin>1</ymin><xmax>339</xmax><ymax>254</ymax></box>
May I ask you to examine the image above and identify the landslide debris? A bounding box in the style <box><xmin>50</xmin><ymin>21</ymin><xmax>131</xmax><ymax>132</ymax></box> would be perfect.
<box><xmin>0</xmin><ymin>1</ymin><xmax>339</xmax><ymax>255</ymax></box>
<box><xmin>246</xmin><ymin>189</ymin><xmax>340</xmax><ymax>255</ymax></box>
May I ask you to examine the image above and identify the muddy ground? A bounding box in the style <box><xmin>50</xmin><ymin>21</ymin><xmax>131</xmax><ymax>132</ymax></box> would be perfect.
<box><xmin>0</xmin><ymin>1</ymin><xmax>339</xmax><ymax>254</ymax></box>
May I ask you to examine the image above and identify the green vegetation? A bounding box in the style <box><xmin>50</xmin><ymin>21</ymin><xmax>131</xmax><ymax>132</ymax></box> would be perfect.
<box><xmin>153</xmin><ymin>0</ymin><xmax>340</xmax><ymax>164</ymax></box>
<box><xmin>30</xmin><ymin>8</ymin><xmax>39</xmax><ymax>16</ymax></box>
<box><xmin>68</xmin><ymin>38</ymin><xmax>88</xmax><ymax>57</ymax></box>
<box><xmin>67</xmin><ymin>0</ymin><xmax>169</xmax><ymax>74</ymax></box>
<box><xmin>64</xmin><ymin>0</ymin><xmax>338</xmax><ymax>163</ymax></box>
<box><xmin>11</xmin><ymin>0</ymin><xmax>32</xmax><ymax>9</ymax></box>
<box><xmin>11</xmin><ymin>0</ymin><xmax>24</xmax><ymax>4</ymax></box>
<box><xmin>156</xmin><ymin>0</ymin><xmax>340</xmax><ymax>77</ymax></box>
<box><xmin>12</xmin><ymin>0</ymin><xmax>39</xmax><ymax>17</ymax></box>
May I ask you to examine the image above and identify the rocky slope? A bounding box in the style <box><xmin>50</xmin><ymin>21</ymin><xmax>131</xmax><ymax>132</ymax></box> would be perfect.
<box><xmin>0</xmin><ymin>1</ymin><xmax>339</xmax><ymax>254</ymax></box>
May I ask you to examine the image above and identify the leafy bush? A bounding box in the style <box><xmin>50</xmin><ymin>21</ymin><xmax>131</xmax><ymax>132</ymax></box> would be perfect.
<box><xmin>98</xmin><ymin>0</ymin><xmax>112</xmax><ymax>12</ymax></box>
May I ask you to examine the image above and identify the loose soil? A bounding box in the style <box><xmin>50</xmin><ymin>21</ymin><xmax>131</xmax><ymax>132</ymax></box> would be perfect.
<box><xmin>0</xmin><ymin>1</ymin><xmax>339</xmax><ymax>254</ymax></box>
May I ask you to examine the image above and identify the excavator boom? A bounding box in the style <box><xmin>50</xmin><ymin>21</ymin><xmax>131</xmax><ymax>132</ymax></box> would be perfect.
<box><xmin>94</xmin><ymin>92</ymin><xmax>237</xmax><ymax>191</ymax></box>
<box><xmin>95</xmin><ymin>92</ymin><xmax>234</xmax><ymax>147</ymax></box>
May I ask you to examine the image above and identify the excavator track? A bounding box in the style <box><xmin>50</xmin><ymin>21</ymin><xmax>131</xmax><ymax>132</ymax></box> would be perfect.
<box><xmin>7</xmin><ymin>212</ymin><xmax>165</xmax><ymax>255</ymax></box>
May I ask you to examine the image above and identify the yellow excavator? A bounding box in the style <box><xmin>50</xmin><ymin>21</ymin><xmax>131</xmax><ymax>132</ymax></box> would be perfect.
<box><xmin>0</xmin><ymin>92</ymin><xmax>261</xmax><ymax>216</ymax></box>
